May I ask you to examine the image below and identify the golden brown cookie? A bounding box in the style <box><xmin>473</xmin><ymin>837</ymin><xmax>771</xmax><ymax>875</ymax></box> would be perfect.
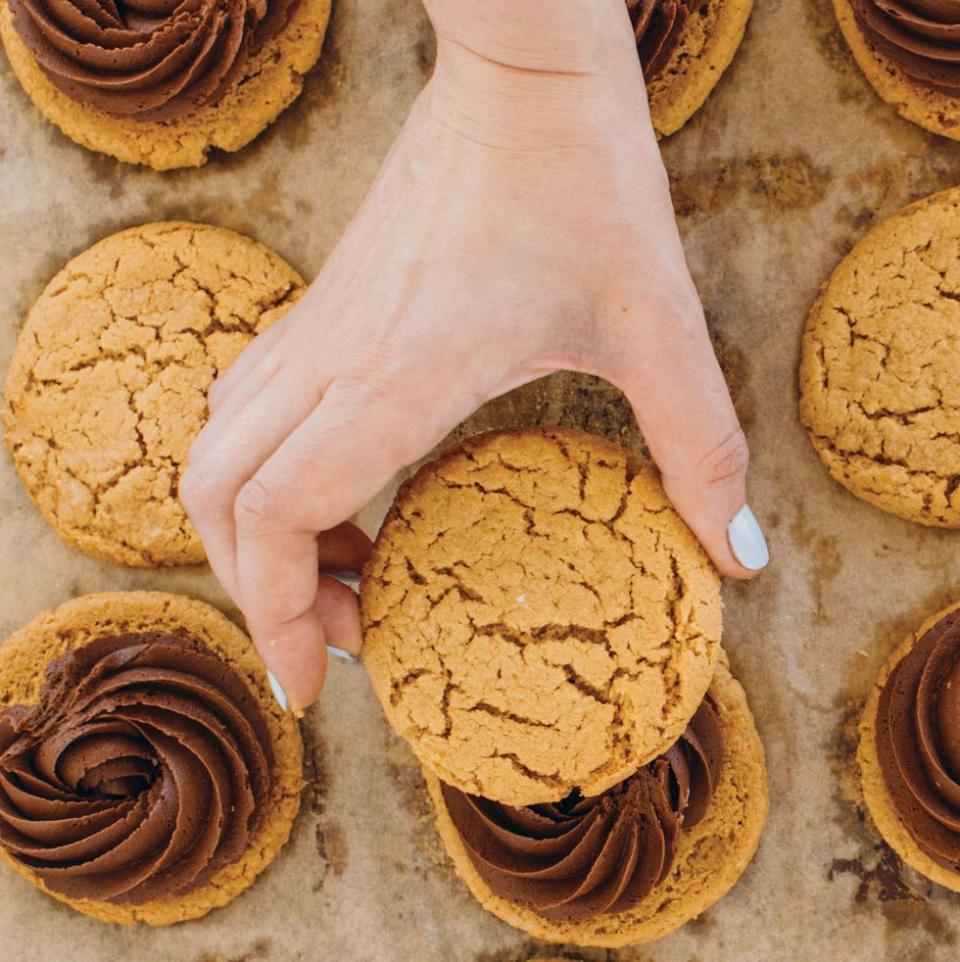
<box><xmin>361</xmin><ymin>428</ymin><xmax>722</xmax><ymax>807</ymax></box>
<box><xmin>644</xmin><ymin>0</ymin><xmax>754</xmax><ymax>138</ymax></box>
<box><xmin>3</xmin><ymin>221</ymin><xmax>304</xmax><ymax>566</ymax></box>
<box><xmin>832</xmin><ymin>0</ymin><xmax>960</xmax><ymax>141</ymax></box>
<box><xmin>799</xmin><ymin>188</ymin><xmax>960</xmax><ymax>527</ymax></box>
<box><xmin>0</xmin><ymin>590</ymin><xmax>303</xmax><ymax>925</ymax></box>
<box><xmin>859</xmin><ymin>601</ymin><xmax>960</xmax><ymax>892</ymax></box>
<box><xmin>0</xmin><ymin>0</ymin><xmax>331</xmax><ymax>170</ymax></box>
<box><xmin>426</xmin><ymin>652</ymin><xmax>768</xmax><ymax>946</ymax></box>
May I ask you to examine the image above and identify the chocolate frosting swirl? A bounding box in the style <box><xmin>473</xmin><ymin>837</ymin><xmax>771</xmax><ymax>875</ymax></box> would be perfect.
<box><xmin>627</xmin><ymin>0</ymin><xmax>707</xmax><ymax>81</ymax></box>
<box><xmin>0</xmin><ymin>632</ymin><xmax>274</xmax><ymax>903</ymax></box>
<box><xmin>441</xmin><ymin>699</ymin><xmax>723</xmax><ymax>923</ymax></box>
<box><xmin>849</xmin><ymin>0</ymin><xmax>960</xmax><ymax>93</ymax></box>
<box><xmin>876</xmin><ymin>608</ymin><xmax>960</xmax><ymax>871</ymax></box>
<box><xmin>9</xmin><ymin>0</ymin><xmax>301</xmax><ymax>121</ymax></box>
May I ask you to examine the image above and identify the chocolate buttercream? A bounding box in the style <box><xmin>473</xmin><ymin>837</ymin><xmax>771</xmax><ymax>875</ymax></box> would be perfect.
<box><xmin>8</xmin><ymin>0</ymin><xmax>302</xmax><ymax>121</ymax></box>
<box><xmin>876</xmin><ymin>608</ymin><xmax>960</xmax><ymax>872</ymax></box>
<box><xmin>849</xmin><ymin>0</ymin><xmax>960</xmax><ymax>93</ymax></box>
<box><xmin>441</xmin><ymin>699</ymin><xmax>723</xmax><ymax>923</ymax></box>
<box><xmin>0</xmin><ymin>632</ymin><xmax>274</xmax><ymax>904</ymax></box>
<box><xmin>627</xmin><ymin>0</ymin><xmax>707</xmax><ymax>81</ymax></box>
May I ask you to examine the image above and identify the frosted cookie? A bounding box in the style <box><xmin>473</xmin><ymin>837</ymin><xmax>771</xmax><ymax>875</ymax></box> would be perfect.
<box><xmin>833</xmin><ymin>0</ymin><xmax>960</xmax><ymax>140</ymax></box>
<box><xmin>361</xmin><ymin>428</ymin><xmax>722</xmax><ymax>807</ymax></box>
<box><xmin>3</xmin><ymin>221</ymin><xmax>304</xmax><ymax>566</ymax></box>
<box><xmin>0</xmin><ymin>591</ymin><xmax>303</xmax><ymax>925</ymax></box>
<box><xmin>427</xmin><ymin>654</ymin><xmax>768</xmax><ymax>946</ymax></box>
<box><xmin>859</xmin><ymin>602</ymin><xmax>960</xmax><ymax>891</ymax></box>
<box><xmin>0</xmin><ymin>0</ymin><xmax>331</xmax><ymax>169</ymax></box>
<box><xmin>799</xmin><ymin>188</ymin><xmax>960</xmax><ymax>527</ymax></box>
<box><xmin>628</xmin><ymin>0</ymin><xmax>754</xmax><ymax>137</ymax></box>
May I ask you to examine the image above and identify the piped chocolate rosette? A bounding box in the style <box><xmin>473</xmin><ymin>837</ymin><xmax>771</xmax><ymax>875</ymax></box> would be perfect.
<box><xmin>0</xmin><ymin>631</ymin><xmax>274</xmax><ymax>905</ymax></box>
<box><xmin>847</xmin><ymin>0</ymin><xmax>960</xmax><ymax>94</ymax></box>
<box><xmin>8</xmin><ymin>0</ymin><xmax>302</xmax><ymax>121</ymax></box>
<box><xmin>873</xmin><ymin>608</ymin><xmax>960</xmax><ymax>872</ymax></box>
<box><xmin>440</xmin><ymin>699</ymin><xmax>723</xmax><ymax>924</ymax></box>
<box><xmin>627</xmin><ymin>0</ymin><xmax>708</xmax><ymax>82</ymax></box>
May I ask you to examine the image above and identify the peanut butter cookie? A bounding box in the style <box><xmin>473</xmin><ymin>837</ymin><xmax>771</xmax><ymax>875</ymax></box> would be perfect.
<box><xmin>426</xmin><ymin>653</ymin><xmax>768</xmax><ymax>946</ymax></box>
<box><xmin>361</xmin><ymin>428</ymin><xmax>722</xmax><ymax>807</ymax></box>
<box><xmin>635</xmin><ymin>0</ymin><xmax>755</xmax><ymax>138</ymax></box>
<box><xmin>3</xmin><ymin>221</ymin><xmax>304</xmax><ymax>566</ymax></box>
<box><xmin>799</xmin><ymin>188</ymin><xmax>960</xmax><ymax>527</ymax></box>
<box><xmin>833</xmin><ymin>0</ymin><xmax>960</xmax><ymax>141</ymax></box>
<box><xmin>0</xmin><ymin>0</ymin><xmax>331</xmax><ymax>170</ymax></box>
<box><xmin>0</xmin><ymin>590</ymin><xmax>303</xmax><ymax>925</ymax></box>
<box><xmin>859</xmin><ymin>601</ymin><xmax>960</xmax><ymax>892</ymax></box>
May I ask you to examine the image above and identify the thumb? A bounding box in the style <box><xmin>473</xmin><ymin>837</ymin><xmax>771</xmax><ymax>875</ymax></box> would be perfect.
<box><xmin>604</xmin><ymin>292</ymin><xmax>769</xmax><ymax>580</ymax></box>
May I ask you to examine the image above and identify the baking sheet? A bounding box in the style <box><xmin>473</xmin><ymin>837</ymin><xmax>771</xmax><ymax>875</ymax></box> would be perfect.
<box><xmin>3</xmin><ymin>0</ymin><xmax>960</xmax><ymax>958</ymax></box>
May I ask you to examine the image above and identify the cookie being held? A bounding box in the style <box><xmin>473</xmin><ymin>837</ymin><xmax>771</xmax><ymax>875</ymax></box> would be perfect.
<box><xmin>799</xmin><ymin>187</ymin><xmax>960</xmax><ymax>528</ymax></box>
<box><xmin>361</xmin><ymin>428</ymin><xmax>722</xmax><ymax>806</ymax></box>
<box><xmin>0</xmin><ymin>591</ymin><xmax>303</xmax><ymax>925</ymax></box>
<box><xmin>3</xmin><ymin>221</ymin><xmax>305</xmax><ymax>566</ymax></box>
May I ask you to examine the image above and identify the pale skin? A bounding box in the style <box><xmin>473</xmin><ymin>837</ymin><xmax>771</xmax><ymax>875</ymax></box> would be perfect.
<box><xmin>181</xmin><ymin>0</ymin><xmax>767</xmax><ymax>712</ymax></box>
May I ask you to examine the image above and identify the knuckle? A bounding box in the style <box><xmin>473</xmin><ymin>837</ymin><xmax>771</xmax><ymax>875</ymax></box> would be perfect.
<box><xmin>698</xmin><ymin>428</ymin><xmax>750</xmax><ymax>488</ymax></box>
<box><xmin>178</xmin><ymin>464</ymin><xmax>218</xmax><ymax>515</ymax></box>
<box><xmin>234</xmin><ymin>476</ymin><xmax>283</xmax><ymax>533</ymax></box>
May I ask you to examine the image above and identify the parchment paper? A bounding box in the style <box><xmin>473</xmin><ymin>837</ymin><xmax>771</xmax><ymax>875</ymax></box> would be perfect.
<box><xmin>2</xmin><ymin>0</ymin><xmax>960</xmax><ymax>959</ymax></box>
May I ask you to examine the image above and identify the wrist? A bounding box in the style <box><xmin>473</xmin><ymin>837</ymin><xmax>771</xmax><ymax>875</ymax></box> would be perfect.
<box><xmin>422</xmin><ymin>1</ymin><xmax>652</xmax><ymax>149</ymax></box>
<box><xmin>424</xmin><ymin>0</ymin><xmax>633</xmax><ymax>74</ymax></box>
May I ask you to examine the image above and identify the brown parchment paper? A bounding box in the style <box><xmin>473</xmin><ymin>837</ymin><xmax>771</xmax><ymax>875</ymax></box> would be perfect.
<box><xmin>2</xmin><ymin>0</ymin><xmax>960</xmax><ymax>959</ymax></box>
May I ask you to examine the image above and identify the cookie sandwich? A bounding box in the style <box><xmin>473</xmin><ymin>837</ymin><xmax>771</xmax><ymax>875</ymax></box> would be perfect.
<box><xmin>0</xmin><ymin>591</ymin><xmax>303</xmax><ymax>924</ymax></box>
<box><xmin>3</xmin><ymin>221</ymin><xmax>304</xmax><ymax>566</ymax></box>
<box><xmin>859</xmin><ymin>602</ymin><xmax>960</xmax><ymax>890</ymax></box>
<box><xmin>361</xmin><ymin>428</ymin><xmax>767</xmax><ymax>945</ymax></box>
<box><xmin>627</xmin><ymin>0</ymin><xmax>754</xmax><ymax>137</ymax></box>
<box><xmin>799</xmin><ymin>187</ymin><xmax>960</xmax><ymax>528</ymax></box>
<box><xmin>0</xmin><ymin>0</ymin><xmax>332</xmax><ymax>168</ymax></box>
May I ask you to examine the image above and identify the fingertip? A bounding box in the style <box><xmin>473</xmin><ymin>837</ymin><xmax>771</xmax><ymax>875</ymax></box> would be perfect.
<box><xmin>253</xmin><ymin>614</ymin><xmax>329</xmax><ymax>713</ymax></box>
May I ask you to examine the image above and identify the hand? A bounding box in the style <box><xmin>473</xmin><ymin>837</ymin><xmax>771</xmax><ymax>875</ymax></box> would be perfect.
<box><xmin>180</xmin><ymin>0</ymin><xmax>769</xmax><ymax>713</ymax></box>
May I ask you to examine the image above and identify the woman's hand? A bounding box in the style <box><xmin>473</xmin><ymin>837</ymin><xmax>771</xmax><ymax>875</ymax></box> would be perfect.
<box><xmin>180</xmin><ymin>0</ymin><xmax>769</xmax><ymax>713</ymax></box>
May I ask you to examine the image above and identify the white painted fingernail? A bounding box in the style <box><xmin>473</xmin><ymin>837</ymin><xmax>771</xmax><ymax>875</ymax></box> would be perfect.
<box><xmin>327</xmin><ymin>646</ymin><xmax>358</xmax><ymax>663</ymax></box>
<box><xmin>727</xmin><ymin>504</ymin><xmax>770</xmax><ymax>571</ymax></box>
<box><xmin>330</xmin><ymin>571</ymin><xmax>361</xmax><ymax>592</ymax></box>
<box><xmin>267</xmin><ymin>670</ymin><xmax>289</xmax><ymax>711</ymax></box>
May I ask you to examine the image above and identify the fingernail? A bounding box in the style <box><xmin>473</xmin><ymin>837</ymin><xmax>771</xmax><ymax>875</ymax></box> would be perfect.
<box><xmin>267</xmin><ymin>670</ymin><xmax>289</xmax><ymax>711</ymax></box>
<box><xmin>329</xmin><ymin>571</ymin><xmax>361</xmax><ymax>592</ymax></box>
<box><xmin>727</xmin><ymin>504</ymin><xmax>770</xmax><ymax>571</ymax></box>
<box><xmin>327</xmin><ymin>645</ymin><xmax>358</xmax><ymax>663</ymax></box>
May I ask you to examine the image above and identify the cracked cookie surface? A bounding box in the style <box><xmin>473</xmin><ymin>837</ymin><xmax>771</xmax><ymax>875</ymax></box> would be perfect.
<box><xmin>0</xmin><ymin>0</ymin><xmax>331</xmax><ymax>170</ymax></box>
<box><xmin>361</xmin><ymin>428</ymin><xmax>722</xmax><ymax>807</ymax></box>
<box><xmin>426</xmin><ymin>652</ymin><xmax>768</xmax><ymax>946</ymax></box>
<box><xmin>3</xmin><ymin>221</ymin><xmax>304</xmax><ymax>566</ymax></box>
<box><xmin>800</xmin><ymin>188</ymin><xmax>960</xmax><ymax>527</ymax></box>
<box><xmin>0</xmin><ymin>590</ymin><xmax>303</xmax><ymax>925</ymax></box>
